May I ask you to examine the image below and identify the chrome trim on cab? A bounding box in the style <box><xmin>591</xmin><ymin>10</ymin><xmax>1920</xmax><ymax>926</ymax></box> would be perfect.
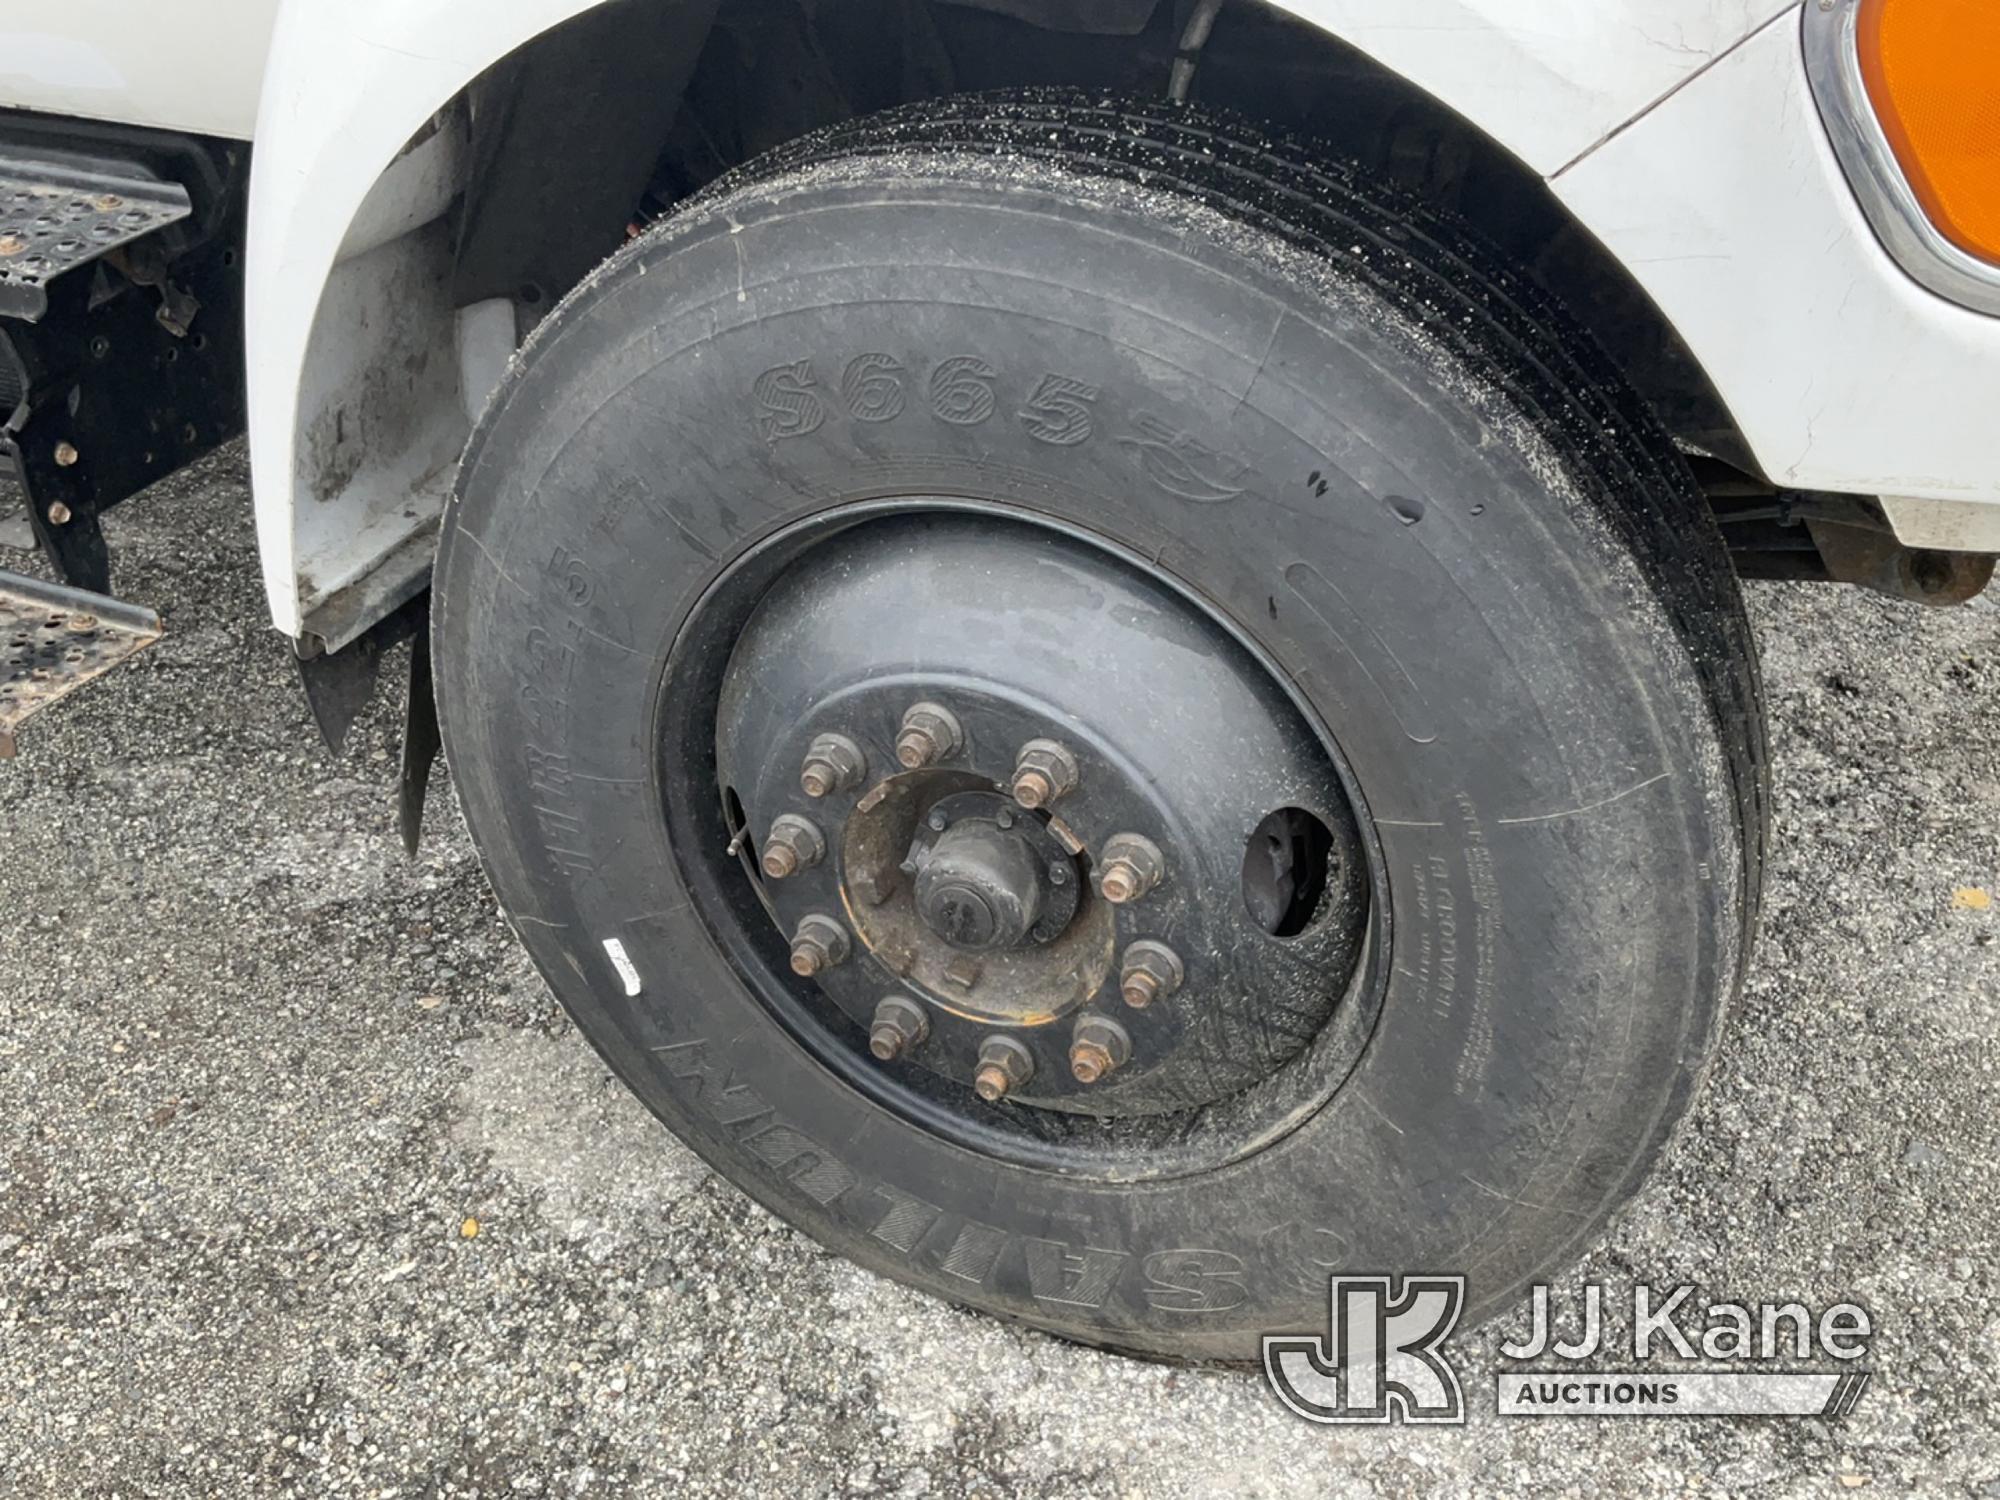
<box><xmin>1803</xmin><ymin>0</ymin><xmax>2000</xmax><ymax>317</ymax></box>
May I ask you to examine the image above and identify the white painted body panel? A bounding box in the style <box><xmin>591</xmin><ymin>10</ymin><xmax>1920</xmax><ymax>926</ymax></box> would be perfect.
<box><xmin>246</xmin><ymin>1</ymin><xmax>607</xmax><ymax>636</ymax></box>
<box><xmin>2</xmin><ymin>0</ymin><xmax>1790</xmax><ymax>164</ymax></box>
<box><xmin>1</xmin><ymin>0</ymin><xmax>1994</xmax><ymax>638</ymax></box>
<box><xmin>233</xmin><ymin>0</ymin><xmax>1826</xmax><ymax>637</ymax></box>
<box><xmin>1278</xmin><ymin>0</ymin><xmax>1796</xmax><ymax>174</ymax></box>
<box><xmin>1552</xmin><ymin>11</ymin><xmax>2000</xmax><ymax>504</ymax></box>
<box><xmin>0</xmin><ymin>3</ymin><xmax>277</xmax><ymax>139</ymax></box>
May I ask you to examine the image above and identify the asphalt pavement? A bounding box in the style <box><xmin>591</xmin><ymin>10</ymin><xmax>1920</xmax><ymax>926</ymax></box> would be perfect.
<box><xmin>1</xmin><ymin>449</ymin><xmax>1995</xmax><ymax>1497</ymax></box>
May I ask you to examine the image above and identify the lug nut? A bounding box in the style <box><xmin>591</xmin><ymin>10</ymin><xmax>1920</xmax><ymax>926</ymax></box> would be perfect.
<box><xmin>1096</xmin><ymin>832</ymin><xmax>1165</xmax><ymax>904</ymax></box>
<box><xmin>800</xmin><ymin>732</ymin><xmax>866</xmax><ymax>798</ymax></box>
<box><xmin>972</xmin><ymin>1035</ymin><xmax>1035</xmax><ymax>1102</ymax></box>
<box><xmin>869</xmin><ymin>996</ymin><xmax>930</xmax><ymax>1061</ymax></box>
<box><xmin>1010</xmin><ymin>738</ymin><xmax>1081</xmax><ymax>810</ymax></box>
<box><xmin>761</xmin><ymin>813</ymin><xmax>825</xmax><ymax>879</ymax></box>
<box><xmin>788</xmin><ymin>913</ymin><xmax>850</xmax><ymax>977</ymax></box>
<box><xmin>1069</xmin><ymin>1015</ymin><xmax>1132</xmax><ymax>1084</ymax></box>
<box><xmin>1119</xmin><ymin>940</ymin><xmax>1185</xmax><ymax>1009</ymax></box>
<box><xmin>895</xmin><ymin>701</ymin><xmax>964</xmax><ymax>769</ymax></box>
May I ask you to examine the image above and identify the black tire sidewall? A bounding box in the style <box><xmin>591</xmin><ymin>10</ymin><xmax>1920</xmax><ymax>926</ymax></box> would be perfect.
<box><xmin>435</xmin><ymin>164</ymin><xmax>1741</xmax><ymax>1360</ymax></box>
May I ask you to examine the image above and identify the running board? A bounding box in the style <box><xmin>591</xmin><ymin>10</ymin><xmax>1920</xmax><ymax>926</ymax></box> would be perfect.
<box><xmin>0</xmin><ymin>568</ymin><xmax>160</xmax><ymax>758</ymax></box>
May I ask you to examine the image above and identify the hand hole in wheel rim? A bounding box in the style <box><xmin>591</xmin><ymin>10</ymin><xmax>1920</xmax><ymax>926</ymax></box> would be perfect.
<box><xmin>1243</xmin><ymin>806</ymin><xmax>1336</xmax><ymax>938</ymax></box>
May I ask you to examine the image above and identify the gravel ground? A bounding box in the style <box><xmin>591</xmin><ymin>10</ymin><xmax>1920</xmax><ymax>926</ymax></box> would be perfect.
<box><xmin>1</xmin><ymin>450</ymin><xmax>1995</xmax><ymax>1498</ymax></box>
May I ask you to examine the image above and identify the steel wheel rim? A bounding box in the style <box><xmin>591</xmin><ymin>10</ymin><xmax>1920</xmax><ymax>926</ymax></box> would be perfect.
<box><xmin>653</xmin><ymin>497</ymin><xmax>1394</xmax><ymax>1180</ymax></box>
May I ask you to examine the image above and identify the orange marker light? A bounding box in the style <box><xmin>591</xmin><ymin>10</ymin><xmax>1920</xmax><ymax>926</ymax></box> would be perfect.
<box><xmin>1857</xmin><ymin>0</ymin><xmax>2000</xmax><ymax>265</ymax></box>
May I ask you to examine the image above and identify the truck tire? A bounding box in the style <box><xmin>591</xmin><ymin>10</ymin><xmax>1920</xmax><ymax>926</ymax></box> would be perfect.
<box><xmin>433</xmin><ymin>92</ymin><xmax>1766</xmax><ymax>1362</ymax></box>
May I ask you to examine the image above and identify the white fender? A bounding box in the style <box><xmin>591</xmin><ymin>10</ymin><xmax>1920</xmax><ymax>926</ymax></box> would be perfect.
<box><xmin>238</xmin><ymin>0</ymin><xmax>1996</xmax><ymax>642</ymax></box>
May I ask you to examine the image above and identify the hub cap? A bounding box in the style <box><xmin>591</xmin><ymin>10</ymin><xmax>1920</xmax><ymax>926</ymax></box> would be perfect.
<box><xmin>711</xmin><ymin>512</ymin><xmax>1367</xmax><ymax>1119</ymax></box>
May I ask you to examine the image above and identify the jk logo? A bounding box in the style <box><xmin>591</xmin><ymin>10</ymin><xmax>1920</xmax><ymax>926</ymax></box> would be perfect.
<box><xmin>1263</xmin><ymin>1275</ymin><xmax>1467</xmax><ymax>1425</ymax></box>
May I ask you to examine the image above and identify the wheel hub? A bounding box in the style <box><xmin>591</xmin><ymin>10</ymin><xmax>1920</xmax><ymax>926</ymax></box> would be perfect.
<box><xmin>837</xmin><ymin>769</ymin><xmax>1111</xmax><ymax>1031</ymax></box>
<box><xmin>711</xmin><ymin>512</ymin><xmax>1367</xmax><ymax>1118</ymax></box>
<box><xmin>915</xmin><ymin>820</ymin><xmax>1034</xmax><ymax>948</ymax></box>
<box><xmin>909</xmin><ymin>790</ymin><xmax>1077</xmax><ymax>951</ymax></box>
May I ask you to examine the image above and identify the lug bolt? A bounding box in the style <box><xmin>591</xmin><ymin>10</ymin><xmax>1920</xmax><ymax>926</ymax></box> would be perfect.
<box><xmin>761</xmin><ymin>813</ymin><xmax>825</xmax><ymax>880</ymax></box>
<box><xmin>973</xmin><ymin>1035</ymin><xmax>1035</xmax><ymax>1102</ymax></box>
<box><xmin>1069</xmin><ymin>1015</ymin><xmax>1132</xmax><ymax>1084</ymax></box>
<box><xmin>1096</xmin><ymin>832</ymin><xmax>1165</xmax><ymax>904</ymax></box>
<box><xmin>1010</xmin><ymin>738</ymin><xmax>1080</xmax><ymax>810</ymax></box>
<box><xmin>1119</xmin><ymin>940</ymin><xmax>1185</xmax><ymax>1009</ymax></box>
<box><xmin>895</xmin><ymin>701</ymin><xmax>964</xmax><ymax>769</ymax></box>
<box><xmin>788</xmin><ymin>913</ymin><xmax>850</xmax><ymax>977</ymax></box>
<box><xmin>869</xmin><ymin>995</ymin><xmax>930</xmax><ymax>1061</ymax></box>
<box><xmin>800</xmin><ymin>732</ymin><xmax>866</xmax><ymax>798</ymax></box>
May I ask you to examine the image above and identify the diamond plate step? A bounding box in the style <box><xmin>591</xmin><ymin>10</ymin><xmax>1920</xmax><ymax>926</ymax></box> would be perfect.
<box><xmin>0</xmin><ymin>159</ymin><xmax>192</xmax><ymax>321</ymax></box>
<box><xmin>0</xmin><ymin>568</ymin><xmax>161</xmax><ymax>758</ymax></box>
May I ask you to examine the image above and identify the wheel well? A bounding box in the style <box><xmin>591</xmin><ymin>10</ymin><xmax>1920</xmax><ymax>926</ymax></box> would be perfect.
<box><xmin>455</xmin><ymin>0</ymin><xmax>1755</xmax><ymax>472</ymax></box>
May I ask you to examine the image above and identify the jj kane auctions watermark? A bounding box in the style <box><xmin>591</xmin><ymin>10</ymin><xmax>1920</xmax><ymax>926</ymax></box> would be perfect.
<box><xmin>1264</xmin><ymin>1277</ymin><xmax>1873</xmax><ymax>1424</ymax></box>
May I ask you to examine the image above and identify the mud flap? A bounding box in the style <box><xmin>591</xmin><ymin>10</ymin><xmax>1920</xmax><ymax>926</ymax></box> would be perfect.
<box><xmin>292</xmin><ymin>590</ymin><xmax>440</xmax><ymax>854</ymax></box>
<box><xmin>398</xmin><ymin>616</ymin><xmax>440</xmax><ymax>856</ymax></box>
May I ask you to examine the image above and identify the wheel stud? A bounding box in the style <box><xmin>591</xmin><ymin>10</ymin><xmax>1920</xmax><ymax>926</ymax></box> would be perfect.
<box><xmin>895</xmin><ymin>701</ymin><xmax>964</xmax><ymax>770</ymax></box>
<box><xmin>788</xmin><ymin>913</ymin><xmax>850</xmax><ymax>976</ymax></box>
<box><xmin>1119</xmin><ymin>940</ymin><xmax>1185</xmax><ymax>1009</ymax></box>
<box><xmin>869</xmin><ymin>996</ymin><xmax>930</xmax><ymax>1061</ymax></box>
<box><xmin>1010</xmin><ymin>738</ymin><xmax>1080</xmax><ymax>810</ymax></box>
<box><xmin>1096</xmin><ymin>832</ymin><xmax>1165</xmax><ymax>904</ymax></box>
<box><xmin>800</xmin><ymin>732</ymin><xmax>866</xmax><ymax>798</ymax></box>
<box><xmin>973</xmin><ymin>1035</ymin><xmax>1034</xmax><ymax>1102</ymax></box>
<box><xmin>1069</xmin><ymin>1015</ymin><xmax>1131</xmax><ymax>1084</ymax></box>
<box><xmin>762</xmin><ymin>814</ymin><xmax>825</xmax><ymax>879</ymax></box>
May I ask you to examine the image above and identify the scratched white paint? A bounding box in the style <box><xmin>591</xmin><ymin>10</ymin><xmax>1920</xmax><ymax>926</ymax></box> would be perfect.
<box><xmin>1278</xmin><ymin>0</ymin><xmax>1796</xmax><ymax>174</ymax></box>
<box><xmin>1556</xmin><ymin>14</ymin><xmax>2000</xmax><ymax>503</ymax></box>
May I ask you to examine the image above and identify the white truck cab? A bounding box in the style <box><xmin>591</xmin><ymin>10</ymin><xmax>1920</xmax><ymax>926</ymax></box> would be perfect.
<box><xmin>1</xmin><ymin>0</ymin><xmax>1992</xmax><ymax>1357</ymax></box>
